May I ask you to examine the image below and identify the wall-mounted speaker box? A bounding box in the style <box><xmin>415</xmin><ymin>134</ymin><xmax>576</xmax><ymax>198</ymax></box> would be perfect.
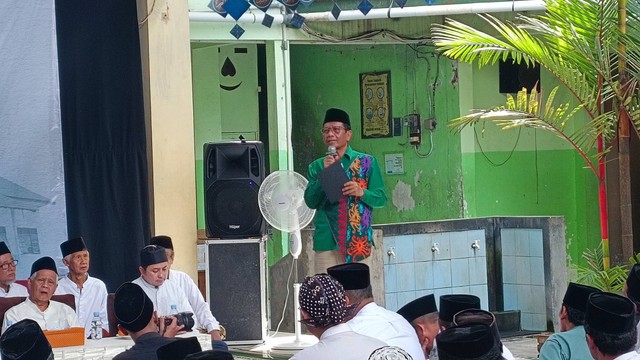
<box><xmin>499</xmin><ymin>58</ymin><xmax>541</xmax><ymax>94</ymax></box>
<box><xmin>204</xmin><ymin>141</ymin><xmax>266</xmax><ymax>239</ymax></box>
<box><xmin>205</xmin><ymin>238</ymin><xmax>268</xmax><ymax>344</ymax></box>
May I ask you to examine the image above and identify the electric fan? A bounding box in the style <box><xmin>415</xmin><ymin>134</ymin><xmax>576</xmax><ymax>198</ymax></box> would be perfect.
<box><xmin>257</xmin><ymin>170</ymin><xmax>317</xmax><ymax>349</ymax></box>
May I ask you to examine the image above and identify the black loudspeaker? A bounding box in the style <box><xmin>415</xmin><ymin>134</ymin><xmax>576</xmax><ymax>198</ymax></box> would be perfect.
<box><xmin>206</xmin><ymin>239</ymin><xmax>267</xmax><ymax>344</ymax></box>
<box><xmin>499</xmin><ymin>58</ymin><xmax>541</xmax><ymax>94</ymax></box>
<box><xmin>204</xmin><ymin>141</ymin><xmax>266</xmax><ymax>239</ymax></box>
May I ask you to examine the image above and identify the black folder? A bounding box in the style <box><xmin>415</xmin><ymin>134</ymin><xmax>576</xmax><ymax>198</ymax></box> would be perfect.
<box><xmin>318</xmin><ymin>161</ymin><xmax>349</xmax><ymax>204</ymax></box>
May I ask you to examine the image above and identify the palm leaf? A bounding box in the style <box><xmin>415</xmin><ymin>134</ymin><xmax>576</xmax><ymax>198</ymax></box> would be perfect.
<box><xmin>572</xmin><ymin>247</ymin><xmax>629</xmax><ymax>292</ymax></box>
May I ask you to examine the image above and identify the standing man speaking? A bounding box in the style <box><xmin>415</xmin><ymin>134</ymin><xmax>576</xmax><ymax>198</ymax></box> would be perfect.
<box><xmin>304</xmin><ymin>108</ymin><xmax>387</xmax><ymax>274</ymax></box>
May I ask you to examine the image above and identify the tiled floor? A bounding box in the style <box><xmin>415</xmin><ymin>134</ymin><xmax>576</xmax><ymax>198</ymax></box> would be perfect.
<box><xmin>503</xmin><ymin>334</ymin><xmax>541</xmax><ymax>360</ymax></box>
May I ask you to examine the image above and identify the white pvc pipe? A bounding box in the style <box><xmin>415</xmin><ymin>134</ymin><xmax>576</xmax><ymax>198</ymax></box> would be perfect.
<box><xmin>189</xmin><ymin>0</ymin><xmax>544</xmax><ymax>24</ymax></box>
<box><xmin>305</xmin><ymin>0</ymin><xmax>545</xmax><ymax>22</ymax></box>
<box><xmin>189</xmin><ymin>10</ymin><xmax>286</xmax><ymax>24</ymax></box>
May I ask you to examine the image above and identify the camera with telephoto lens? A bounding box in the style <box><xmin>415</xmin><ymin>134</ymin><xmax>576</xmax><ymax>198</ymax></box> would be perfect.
<box><xmin>164</xmin><ymin>311</ymin><xmax>195</xmax><ymax>332</ymax></box>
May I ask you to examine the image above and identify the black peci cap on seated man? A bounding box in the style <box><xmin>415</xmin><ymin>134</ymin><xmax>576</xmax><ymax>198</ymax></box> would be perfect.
<box><xmin>2</xmin><ymin>256</ymin><xmax>79</xmax><ymax>333</ymax></box>
<box><xmin>437</xmin><ymin>323</ymin><xmax>502</xmax><ymax>360</ymax></box>
<box><xmin>584</xmin><ymin>292</ymin><xmax>638</xmax><ymax>360</ymax></box>
<box><xmin>113</xmin><ymin>282</ymin><xmax>183</xmax><ymax>360</ymax></box>
<box><xmin>0</xmin><ymin>319</ymin><xmax>53</xmax><ymax>360</ymax></box>
<box><xmin>397</xmin><ymin>294</ymin><xmax>439</xmax><ymax>359</ymax></box>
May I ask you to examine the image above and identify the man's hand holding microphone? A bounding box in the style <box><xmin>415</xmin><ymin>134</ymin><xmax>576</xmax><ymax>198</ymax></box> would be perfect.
<box><xmin>324</xmin><ymin>145</ymin><xmax>364</xmax><ymax>198</ymax></box>
<box><xmin>324</xmin><ymin>145</ymin><xmax>338</xmax><ymax>168</ymax></box>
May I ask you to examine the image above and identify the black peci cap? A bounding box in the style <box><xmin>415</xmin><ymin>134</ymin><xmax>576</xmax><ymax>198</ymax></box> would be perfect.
<box><xmin>327</xmin><ymin>263</ymin><xmax>370</xmax><ymax>290</ymax></box>
<box><xmin>114</xmin><ymin>282</ymin><xmax>154</xmax><ymax>332</ymax></box>
<box><xmin>585</xmin><ymin>292</ymin><xmax>636</xmax><ymax>335</ymax></box>
<box><xmin>30</xmin><ymin>257</ymin><xmax>57</xmax><ymax>277</ymax></box>
<box><xmin>397</xmin><ymin>294</ymin><xmax>438</xmax><ymax>323</ymax></box>
<box><xmin>60</xmin><ymin>237</ymin><xmax>87</xmax><ymax>258</ymax></box>
<box><xmin>439</xmin><ymin>294</ymin><xmax>481</xmax><ymax>323</ymax></box>
<box><xmin>324</xmin><ymin>108</ymin><xmax>351</xmax><ymax>128</ymax></box>
<box><xmin>150</xmin><ymin>235</ymin><xmax>174</xmax><ymax>250</ymax></box>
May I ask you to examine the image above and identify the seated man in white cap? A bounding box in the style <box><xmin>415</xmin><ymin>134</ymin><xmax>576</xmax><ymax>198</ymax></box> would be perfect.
<box><xmin>113</xmin><ymin>282</ymin><xmax>183</xmax><ymax>360</ymax></box>
<box><xmin>2</xmin><ymin>256</ymin><xmax>79</xmax><ymax>332</ymax></box>
<box><xmin>436</xmin><ymin>323</ymin><xmax>502</xmax><ymax>360</ymax></box>
<box><xmin>55</xmin><ymin>236</ymin><xmax>109</xmax><ymax>338</ymax></box>
<box><xmin>0</xmin><ymin>241</ymin><xmax>27</xmax><ymax>297</ymax></box>
<box><xmin>150</xmin><ymin>235</ymin><xmax>223</xmax><ymax>344</ymax></box>
<box><xmin>132</xmin><ymin>246</ymin><xmax>198</xmax><ymax>329</ymax></box>
<box><xmin>327</xmin><ymin>263</ymin><xmax>424</xmax><ymax>360</ymax></box>
<box><xmin>397</xmin><ymin>294</ymin><xmax>440</xmax><ymax>359</ymax></box>
<box><xmin>538</xmin><ymin>282</ymin><xmax>600</xmax><ymax>359</ymax></box>
<box><xmin>290</xmin><ymin>273</ymin><xmax>387</xmax><ymax>360</ymax></box>
<box><xmin>584</xmin><ymin>292</ymin><xmax>640</xmax><ymax>360</ymax></box>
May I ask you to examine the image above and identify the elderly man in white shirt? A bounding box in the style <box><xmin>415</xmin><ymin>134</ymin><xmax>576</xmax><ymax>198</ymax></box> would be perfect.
<box><xmin>290</xmin><ymin>273</ymin><xmax>387</xmax><ymax>360</ymax></box>
<box><xmin>2</xmin><ymin>256</ymin><xmax>79</xmax><ymax>333</ymax></box>
<box><xmin>149</xmin><ymin>235</ymin><xmax>223</xmax><ymax>344</ymax></box>
<box><xmin>0</xmin><ymin>242</ymin><xmax>27</xmax><ymax>298</ymax></box>
<box><xmin>328</xmin><ymin>263</ymin><xmax>424</xmax><ymax>360</ymax></box>
<box><xmin>55</xmin><ymin>236</ymin><xmax>109</xmax><ymax>338</ymax></box>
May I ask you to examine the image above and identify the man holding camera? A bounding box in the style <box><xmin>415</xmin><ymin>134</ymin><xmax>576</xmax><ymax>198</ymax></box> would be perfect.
<box><xmin>113</xmin><ymin>282</ymin><xmax>184</xmax><ymax>360</ymax></box>
<box><xmin>132</xmin><ymin>246</ymin><xmax>197</xmax><ymax>330</ymax></box>
<box><xmin>150</xmin><ymin>236</ymin><xmax>223</xmax><ymax>343</ymax></box>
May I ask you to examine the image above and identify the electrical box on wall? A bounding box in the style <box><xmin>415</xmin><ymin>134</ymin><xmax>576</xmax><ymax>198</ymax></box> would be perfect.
<box><xmin>405</xmin><ymin>114</ymin><xmax>421</xmax><ymax>145</ymax></box>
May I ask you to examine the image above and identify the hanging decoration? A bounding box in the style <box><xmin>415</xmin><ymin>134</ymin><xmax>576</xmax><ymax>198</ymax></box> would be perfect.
<box><xmin>357</xmin><ymin>0</ymin><xmax>373</xmax><ymax>15</ymax></box>
<box><xmin>331</xmin><ymin>3</ymin><xmax>341</xmax><ymax>20</ymax></box>
<box><xmin>230</xmin><ymin>24</ymin><xmax>246</xmax><ymax>39</ymax></box>
<box><xmin>278</xmin><ymin>0</ymin><xmax>300</xmax><ymax>12</ymax></box>
<box><xmin>223</xmin><ymin>0</ymin><xmax>251</xmax><ymax>20</ymax></box>
<box><xmin>289</xmin><ymin>13</ymin><xmax>305</xmax><ymax>28</ymax></box>
<box><xmin>395</xmin><ymin>0</ymin><xmax>407</xmax><ymax>8</ymax></box>
<box><xmin>262</xmin><ymin>14</ymin><xmax>275</xmax><ymax>27</ymax></box>
<box><xmin>249</xmin><ymin>0</ymin><xmax>273</xmax><ymax>12</ymax></box>
<box><xmin>208</xmin><ymin>0</ymin><xmax>228</xmax><ymax>17</ymax></box>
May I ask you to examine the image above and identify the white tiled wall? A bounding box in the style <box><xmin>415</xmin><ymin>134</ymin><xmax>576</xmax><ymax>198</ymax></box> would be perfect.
<box><xmin>501</xmin><ymin>228</ymin><xmax>546</xmax><ymax>331</ymax></box>
<box><xmin>384</xmin><ymin>230</ymin><xmax>489</xmax><ymax>312</ymax></box>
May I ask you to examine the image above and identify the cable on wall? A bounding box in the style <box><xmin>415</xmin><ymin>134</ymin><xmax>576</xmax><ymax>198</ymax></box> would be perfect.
<box><xmin>474</xmin><ymin>125</ymin><xmax>522</xmax><ymax>166</ymax></box>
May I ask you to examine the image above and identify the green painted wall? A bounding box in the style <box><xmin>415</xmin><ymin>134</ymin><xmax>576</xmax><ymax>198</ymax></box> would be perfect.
<box><xmin>191</xmin><ymin>38</ymin><xmax>601</xmax><ymax>267</ymax></box>
<box><xmin>458</xmin><ymin>62</ymin><xmax>601</xmax><ymax>264</ymax></box>
<box><xmin>289</xmin><ymin>44</ymin><xmax>601</xmax><ymax>265</ymax></box>
<box><xmin>290</xmin><ymin>44</ymin><xmax>464</xmax><ymax>224</ymax></box>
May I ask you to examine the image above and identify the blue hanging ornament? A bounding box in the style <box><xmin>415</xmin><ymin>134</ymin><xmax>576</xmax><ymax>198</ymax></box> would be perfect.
<box><xmin>208</xmin><ymin>0</ymin><xmax>228</xmax><ymax>17</ymax></box>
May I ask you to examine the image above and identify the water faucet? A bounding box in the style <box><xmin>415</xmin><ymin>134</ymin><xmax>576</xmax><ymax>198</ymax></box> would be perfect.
<box><xmin>431</xmin><ymin>243</ymin><xmax>440</xmax><ymax>254</ymax></box>
<box><xmin>387</xmin><ymin>247</ymin><xmax>396</xmax><ymax>259</ymax></box>
<box><xmin>471</xmin><ymin>240</ymin><xmax>481</xmax><ymax>251</ymax></box>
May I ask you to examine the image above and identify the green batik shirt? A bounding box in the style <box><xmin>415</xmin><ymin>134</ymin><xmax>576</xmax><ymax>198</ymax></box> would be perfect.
<box><xmin>303</xmin><ymin>146</ymin><xmax>387</xmax><ymax>253</ymax></box>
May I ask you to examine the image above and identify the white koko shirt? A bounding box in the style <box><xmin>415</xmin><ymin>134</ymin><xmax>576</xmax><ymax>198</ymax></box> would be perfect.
<box><xmin>168</xmin><ymin>270</ymin><xmax>220</xmax><ymax>332</ymax></box>
<box><xmin>290</xmin><ymin>323</ymin><xmax>387</xmax><ymax>360</ymax></box>
<box><xmin>132</xmin><ymin>276</ymin><xmax>199</xmax><ymax>329</ymax></box>
<box><xmin>55</xmin><ymin>275</ymin><xmax>109</xmax><ymax>337</ymax></box>
<box><xmin>0</xmin><ymin>282</ymin><xmax>28</xmax><ymax>297</ymax></box>
<box><xmin>2</xmin><ymin>298</ymin><xmax>79</xmax><ymax>333</ymax></box>
<box><xmin>347</xmin><ymin>302</ymin><xmax>425</xmax><ymax>360</ymax></box>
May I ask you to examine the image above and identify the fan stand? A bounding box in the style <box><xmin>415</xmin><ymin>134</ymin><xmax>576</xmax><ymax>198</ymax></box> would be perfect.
<box><xmin>269</xmin><ymin>231</ymin><xmax>318</xmax><ymax>350</ymax></box>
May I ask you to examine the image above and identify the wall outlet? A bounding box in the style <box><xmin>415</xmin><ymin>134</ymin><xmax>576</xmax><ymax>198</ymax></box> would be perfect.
<box><xmin>426</xmin><ymin>118</ymin><xmax>437</xmax><ymax>131</ymax></box>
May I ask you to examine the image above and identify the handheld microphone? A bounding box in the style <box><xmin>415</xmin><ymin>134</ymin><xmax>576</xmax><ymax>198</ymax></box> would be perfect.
<box><xmin>327</xmin><ymin>146</ymin><xmax>337</xmax><ymax>158</ymax></box>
